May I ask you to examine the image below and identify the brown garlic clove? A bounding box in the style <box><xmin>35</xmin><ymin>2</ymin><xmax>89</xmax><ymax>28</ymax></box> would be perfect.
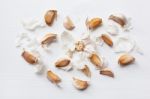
<box><xmin>101</xmin><ymin>34</ymin><xmax>113</xmax><ymax>47</ymax></box>
<box><xmin>44</xmin><ymin>10</ymin><xmax>57</xmax><ymax>26</ymax></box>
<box><xmin>75</xmin><ymin>41</ymin><xmax>85</xmax><ymax>52</ymax></box>
<box><xmin>63</xmin><ymin>16</ymin><xmax>75</xmax><ymax>30</ymax></box>
<box><xmin>47</xmin><ymin>70</ymin><xmax>61</xmax><ymax>84</ymax></box>
<box><xmin>89</xmin><ymin>53</ymin><xmax>103</xmax><ymax>69</ymax></box>
<box><xmin>72</xmin><ymin>77</ymin><xmax>89</xmax><ymax>90</ymax></box>
<box><xmin>55</xmin><ymin>58</ymin><xmax>70</xmax><ymax>67</ymax></box>
<box><xmin>109</xmin><ymin>13</ymin><xmax>127</xmax><ymax>27</ymax></box>
<box><xmin>86</xmin><ymin>18</ymin><xmax>102</xmax><ymax>30</ymax></box>
<box><xmin>41</xmin><ymin>33</ymin><xmax>57</xmax><ymax>45</ymax></box>
<box><xmin>22</xmin><ymin>50</ymin><xmax>38</xmax><ymax>64</ymax></box>
<box><xmin>118</xmin><ymin>54</ymin><xmax>135</xmax><ymax>66</ymax></box>
<box><xmin>100</xmin><ymin>68</ymin><xmax>114</xmax><ymax>78</ymax></box>
<box><xmin>79</xmin><ymin>65</ymin><xmax>91</xmax><ymax>77</ymax></box>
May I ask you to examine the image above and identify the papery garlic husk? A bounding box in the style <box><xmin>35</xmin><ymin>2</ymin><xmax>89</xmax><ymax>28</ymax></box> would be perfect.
<box><xmin>79</xmin><ymin>65</ymin><xmax>91</xmax><ymax>77</ymax></box>
<box><xmin>22</xmin><ymin>50</ymin><xmax>38</xmax><ymax>64</ymax></box>
<box><xmin>41</xmin><ymin>33</ymin><xmax>57</xmax><ymax>46</ymax></box>
<box><xmin>55</xmin><ymin>58</ymin><xmax>71</xmax><ymax>67</ymax></box>
<box><xmin>86</xmin><ymin>18</ymin><xmax>102</xmax><ymax>30</ymax></box>
<box><xmin>63</xmin><ymin>16</ymin><xmax>75</xmax><ymax>30</ymax></box>
<box><xmin>109</xmin><ymin>13</ymin><xmax>127</xmax><ymax>27</ymax></box>
<box><xmin>106</xmin><ymin>25</ymin><xmax>119</xmax><ymax>36</ymax></box>
<box><xmin>47</xmin><ymin>70</ymin><xmax>61</xmax><ymax>84</ymax></box>
<box><xmin>118</xmin><ymin>53</ymin><xmax>135</xmax><ymax>66</ymax></box>
<box><xmin>100</xmin><ymin>67</ymin><xmax>114</xmax><ymax>78</ymax></box>
<box><xmin>44</xmin><ymin>10</ymin><xmax>57</xmax><ymax>26</ymax></box>
<box><xmin>101</xmin><ymin>34</ymin><xmax>113</xmax><ymax>47</ymax></box>
<box><xmin>72</xmin><ymin>77</ymin><xmax>89</xmax><ymax>90</ymax></box>
<box><xmin>89</xmin><ymin>53</ymin><xmax>104</xmax><ymax>69</ymax></box>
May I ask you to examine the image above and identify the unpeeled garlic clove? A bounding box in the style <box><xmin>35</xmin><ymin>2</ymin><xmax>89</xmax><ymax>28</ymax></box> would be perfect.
<box><xmin>72</xmin><ymin>77</ymin><xmax>89</xmax><ymax>90</ymax></box>
<box><xmin>44</xmin><ymin>10</ymin><xmax>57</xmax><ymax>26</ymax></box>
<box><xmin>63</xmin><ymin>16</ymin><xmax>75</xmax><ymax>30</ymax></box>
<box><xmin>47</xmin><ymin>70</ymin><xmax>61</xmax><ymax>84</ymax></box>
<box><xmin>55</xmin><ymin>58</ymin><xmax>70</xmax><ymax>67</ymax></box>
<box><xmin>101</xmin><ymin>34</ymin><xmax>113</xmax><ymax>47</ymax></box>
<box><xmin>109</xmin><ymin>13</ymin><xmax>127</xmax><ymax>27</ymax></box>
<box><xmin>22</xmin><ymin>50</ymin><xmax>38</xmax><ymax>64</ymax></box>
<box><xmin>86</xmin><ymin>18</ymin><xmax>102</xmax><ymax>30</ymax></box>
<box><xmin>118</xmin><ymin>54</ymin><xmax>135</xmax><ymax>66</ymax></box>
<box><xmin>89</xmin><ymin>53</ymin><xmax>103</xmax><ymax>69</ymax></box>
<box><xmin>100</xmin><ymin>68</ymin><xmax>114</xmax><ymax>78</ymax></box>
<box><xmin>41</xmin><ymin>33</ymin><xmax>57</xmax><ymax>45</ymax></box>
<box><xmin>79</xmin><ymin>65</ymin><xmax>91</xmax><ymax>77</ymax></box>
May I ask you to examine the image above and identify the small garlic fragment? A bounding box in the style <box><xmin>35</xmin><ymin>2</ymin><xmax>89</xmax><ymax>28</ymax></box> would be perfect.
<box><xmin>55</xmin><ymin>58</ymin><xmax>71</xmax><ymax>67</ymax></box>
<box><xmin>41</xmin><ymin>33</ymin><xmax>57</xmax><ymax>46</ymax></box>
<box><xmin>63</xmin><ymin>16</ymin><xmax>75</xmax><ymax>30</ymax></box>
<box><xmin>118</xmin><ymin>54</ymin><xmax>135</xmax><ymax>66</ymax></box>
<box><xmin>79</xmin><ymin>65</ymin><xmax>91</xmax><ymax>77</ymax></box>
<box><xmin>86</xmin><ymin>18</ymin><xmax>102</xmax><ymax>30</ymax></box>
<box><xmin>75</xmin><ymin>41</ymin><xmax>85</xmax><ymax>52</ymax></box>
<box><xmin>47</xmin><ymin>70</ymin><xmax>61</xmax><ymax>84</ymax></box>
<box><xmin>22</xmin><ymin>50</ymin><xmax>38</xmax><ymax>64</ymax></box>
<box><xmin>72</xmin><ymin>77</ymin><xmax>89</xmax><ymax>90</ymax></box>
<box><xmin>44</xmin><ymin>10</ymin><xmax>57</xmax><ymax>26</ymax></box>
<box><xmin>100</xmin><ymin>68</ymin><xmax>114</xmax><ymax>78</ymax></box>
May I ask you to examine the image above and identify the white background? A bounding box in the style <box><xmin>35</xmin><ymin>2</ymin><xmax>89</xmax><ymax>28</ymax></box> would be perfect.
<box><xmin>0</xmin><ymin>0</ymin><xmax>150</xmax><ymax>99</ymax></box>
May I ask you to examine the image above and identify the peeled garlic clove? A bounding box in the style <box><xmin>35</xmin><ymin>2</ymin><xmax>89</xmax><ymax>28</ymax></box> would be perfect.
<box><xmin>22</xmin><ymin>50</ymin><xmax>38</xmax><ymax>64</ymax></box>
<box><xmin>55</xmin><ymin>58</ymin><xmax>70</xmax><ymax>67</ymax></box>
<box><xmin>79</xmin><ymin>65</ymin><xmax>91</xmax><ymax>77</ymax></box>
<box><xmin>44</xmin><ymin>10</ymin><xmax>57</xmax><ymax>26</ymax></box>
<box><xmin>109</xmin><ymin>13</ymin><xmax>127</xmax><ymax>27</ymax></box>
<box><xmin>100</xmin><ymin>68</ymin><xmax>114</xmax><ymax>78</ymax></box>
<box><xmin>101</xmin><ymin>34</ymin><xmax>113</xmax><ymax>47</ymax></box>
<box><xmin>41</xmin><ymin>33</ymin><xmax>57</xmax><ymax>45</ymax></box>
<box><xmin>63</xmin><ymin>16</ymin><xmax>75</xmax><ymax>30</ymax></box>
<box><xmin>89</xmin><ymin>53</ymin><xmax>103</xmax><ymax>69</ymax></box>
<box><xmin>86</xmin><ymin>18</ymin><xmax>102</xmax><ymax>30</ymax></box>
<box><xmin>118</xmin><ymin>54</ymin><xmax>135</xmax><ymax>66</ymax></box>
<box><xmin>72</xmin><ymin>77</ymin><xmax>89</xmax><ymax>90</ymax></box>
<box><xmin>47</xmin><ymin>70</ymin><xmax>61</xmax><ymax>84</ymax></box>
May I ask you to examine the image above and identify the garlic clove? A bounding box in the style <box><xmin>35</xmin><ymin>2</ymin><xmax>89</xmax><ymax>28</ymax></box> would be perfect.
<box><xmin>47</xmin><ymin>70</ymin><xmax>61</xmax><ymax>84</ymax></box>
<box><xmin>118</xmin><ymin>54</ymin><xmax>135</xmax><ymax>66</ymax></box>
<box><xmin>79</xmin><ymin>65</ymin><xmax>91</xmax><ymax>77</ymax></box>
<box><xmin>55</xmin><ymin>58</ymin><xmax>71</xmax><ymax>67</ymax></box>
<box><xmin>44</xmin><ymin>10</ymin><xmax>57</xmax><ymax>26</ymax></box>
<box><xmin>100</xmin><ymin>68</ymin><xmax>114</xmax><ymax>78</ymax></box>
<box><xmin>101</xmin><ymin>34</ymin><xmax>113</xmax><ymax>47</ymax></box>
<box><xmin>22</xmin><ymin>50</ymin><xmax>38</xmax><ymax>64</ymax></box>
<box><xmin>63</xmin><ymin>16</ymin><xmax>75</xmax><ymax>30</ymax></box>
<box><xmin>72</xmin><ymin>77</ymin><xmax>89</xmax><ymax>90</ymax></box>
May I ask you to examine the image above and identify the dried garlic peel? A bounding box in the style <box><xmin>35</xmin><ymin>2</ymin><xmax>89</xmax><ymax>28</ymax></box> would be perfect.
<box><xmin>79</xmin><ymin>65</ymin><xmax>91</xmax><ymax>77</ymax></box>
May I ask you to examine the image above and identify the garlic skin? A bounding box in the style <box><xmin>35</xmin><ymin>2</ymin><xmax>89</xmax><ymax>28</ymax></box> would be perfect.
<box><xmin>78</xmin><ymin>65</ymin><xmax>91</xmax><ymax>77</ymax></box>
<box><xmin>106</xmin><ymin>25</ymin><xmax>119</xmax><ymax>36</ymax></box>
<box><xmin>72</xmin><ymin>77</ymin><xmax>89</xmax><ymax>90</ymax></box>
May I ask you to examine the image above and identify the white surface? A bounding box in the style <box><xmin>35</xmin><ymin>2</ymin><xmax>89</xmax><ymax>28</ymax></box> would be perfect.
<box><xmin>0</xmin><ymin>0</ymin><xmax>150</xmax><ymax>99</ymax></box>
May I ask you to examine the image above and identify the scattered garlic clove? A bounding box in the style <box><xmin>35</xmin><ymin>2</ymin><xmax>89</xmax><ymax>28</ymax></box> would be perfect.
<box><xmin>101</xmin><ymin>34</ymin><xmax>113</xmax><ymax>47</ymax></box>
<box><xmin>100</xmin><ymin>68</ymin><xmax>114</xmax><ymax>78</ymax></box>
<box><xmin>72</xmin><ymin>77</ymin><xmax>89</xmax><ymax>90</ymax></box>
<box><xmin>79</xmin><ymin>65</ymin><xmax>91</xmax><ymax>77</ymax></box>
<box><xmin>22</xmin><ymin>50</ymin><xmax>38</xmax><ymax>64</ymax></box>
<box><xmin>44</xmin><ymin>10</ymin><xmax>57</xmax><ymax>26</ymax></box>
<box><xmin>86</xmin><ymin>18</ymin><xmax>102</xmax><ymax>30</ymax></box>
<box><xmin>55</xmin><ymin>58</ymin><xmax>71</xmax><ymax>67</ymax></box>
<box><xmin>109</xmin><ymin>13</ymin><xmax>127</xmax><ymax>27</ymax></box>
<box><xmin>47</xmin><ymin>70</ymin><xmax>61</xmax><ymax>84</ymax></box>
<box><xmin>118</xmin><ymin>54</ymin><xmax>135</xmax><ymax>66</ymax></box>
<box><xmin>63</xmin><ymin>16</ymin><xmax>75</xmax><ymax>30</ymax></box>
<box><xmin>89</xmin><ymin>53</ymin><xmax>103</xmax><ymax>69</ymax></box>
<box><xmin>75</xmin><ymin>41</ymin><xmax>85</xmax><ymax>52</ymax></box>
<box><xmin>41</xmin><ymin>33</ymin><xmax>57</xmax><ymax>46</ymax></box>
